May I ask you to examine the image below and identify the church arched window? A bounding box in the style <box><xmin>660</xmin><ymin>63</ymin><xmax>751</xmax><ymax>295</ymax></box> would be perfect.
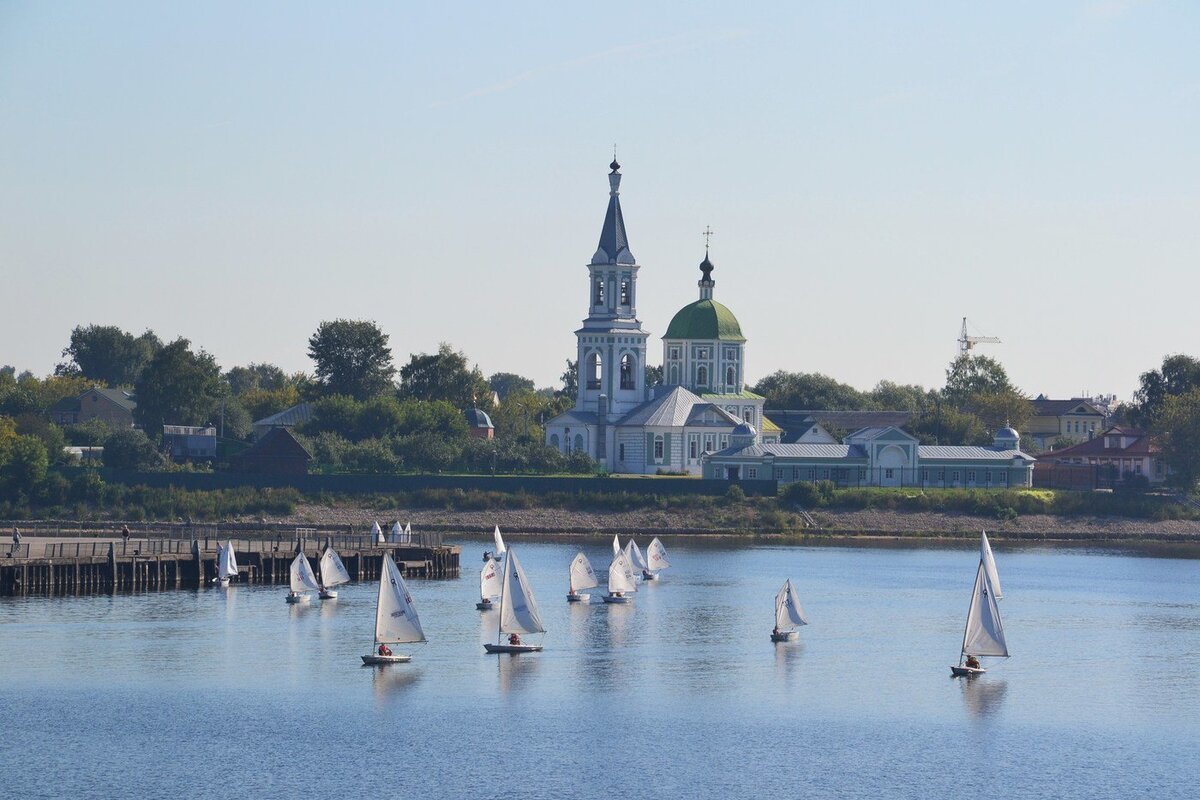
<box><xmin>587</xmin><ymin>352</ymin><xmax>602</xmax><ymax>390</ymax></box>
<box><xmin>697</xmin><ymin>365</ymin><xmax>708</xmax><ymax>387</ymax></box>
<box><xmin>669</xmin><ymin>365</ymin><xmax>679</xmax><ymax>385</ymax></box>
<box><xmin>726</xmin><ymin>366</ymin><xmax>735</xmax><ymax>388</ymax></box>
<box><xmin>594</xmin><ymin>278</ymin><xmax>604</xmax><ymax>306</ymax></box>
<box><xmin>620</xmin><ymin>279</ymin><xmax>630</xmax><ymax>306</ymax></box>
<box><xmin>549</xmin><ymin>434</ymin><xmax>560</xmax><ymax>450</ymax></box>
<box><xmin>619</xmin><ymin>354</ymin><xmax>635</xmax><ymax>390</ymax></box>
<box><xmin>574</xmin><ymin>434</ymin><xmax>585</xmax><ymax>454</ymax></box>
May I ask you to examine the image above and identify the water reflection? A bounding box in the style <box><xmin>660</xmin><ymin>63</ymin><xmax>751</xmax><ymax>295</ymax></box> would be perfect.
<box><xmin>959</xmin><ymin>677</ymin><xmax>1008</xmax><ymax>719</ymax></box>
<box><xmin>496</xmin><ymin>651</ymin><xmax>541</xmax><ymax>694</ymax></box>
<box><xmin>371</xmin><ymin>664</ymin><xmax>422</xmax><ymax>699</ymax></box>
<box><xmin>773</xmin><ymin>638</ymin><xmax>806</xmax><ymax>686</ymax></box>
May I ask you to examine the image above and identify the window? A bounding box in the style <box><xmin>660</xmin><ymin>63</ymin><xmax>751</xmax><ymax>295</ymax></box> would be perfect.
<box><xmin>574</xmin><ymin>434</ymin><xmax>584</xmax><ymax>453</ymax></box>
<box><xmin>669</xmin><ymin>365</ymin><xmax>679</xmax><ymax>384</ymax></box>
<box><xmin>885</xmin><ymin>468</ymin><xmax>894</xmax><ymax>479</ymax></box>
<box><xmin>775</xmin><ymin>468</ymin><xmax>785</xmax><ymax>479</ymax></box>
<box><xmin>719</xmin><ymin>434</ymin><xmax>729</xmax><ymax>449</ymax></box>
<box><xmin>689</xmin><ymin>438</ymin><xmax>698</xmax><ymax>459</ymax></box>
<box><xmin>670</xmin><ymin>347</ymin><xmax>680</xmax><ymax>359</ymax></box>
<box><xmin>619</xmin><ymin>354</ymin><xmax>635</xmax><ymax>390</ymax></box>
<box><xmin>793</xmin><ymin>468</ymin><xmax>802</xmax><ymax>480</ymax></box>
<box><xmin>550</xmin><ymin>434</ymin><xmax>559</xmax><ymax>449</ymax></box>
<box><xmin>921</xmin><ymin>469</ymin><xmax>928</xmax><ymax>483</ymax></box>
<box><xmin>727</xmin><ymin>366</ymin><xmax>736</xmax><ymax>387</ymax></box>
<box><xmin>594</xmin><ymin>278</ymin><xmax>604</xmax><ymax>305</ymax></box>
<box><xmin>620</xmin><ymin>279</ymin><xmax>630</xmax><ymax>306</ymax></box>
<box><xmin>937</xmin><ymin>469</ymin><xmax>945</xmax><ymax>481</ymax></box>
<box><xmin>985</xmin><ymin>471</ymin><xmax>992</xmax><ymax>484</ymax></box>
<box><xmin>618</xmin><ymin>442</ymin><xmax>625</xmax><ymax>462</ymax></box>
<box><xmin>743</xmin><ymin>409</ymin><xmax>753</xmax><ymax>423</ymax></box>
<box><xmin>997</xmin><ymin>472</ymin><xmax>1007</xmax><ymax>485</ymax></box>
<box><xmin>697</xmin><ymin>347</ymin><xmax>709</xmax><ymax>359</ymax></box>
<box><xmin>747</xmin><ymin>467</ymin><xmax>758</xmax><ymax>479</ymax></box>
<box><xmin>808</xmin><ymin>469</ymin><xmax>816</xmax><ymax>480</ymax></box>
<box><xmin>697</xmin><ymin>366</ymin><xmax>708</xmax><ymax>386</ymax></box>
<box><xmin>858</xmin><ymin>469</ymin><xmax>866</xmax><ymax>480</ymax></box>
<box><xmin>587</xmin><ymin>352</ymin><xmax>602</xmax><ymax>390</ymax></box>
<box><xmin>951</xmin><ymin>471</ymin><xmax>960</xmax><ymax>484</ymax></box>
<box><xmin>820</xmin><ymin>468</ymin><xmax>829</xmax><ymax>479</ymax></box>
<box><xmin>653</xmin><ymin>435</ymin><xmax>664</xmax><ymax>461</ymax></box>
<box><xmin>967</xmin><ymin>470</ymin><xmax>976</xmax><ymax>483</ymax></box>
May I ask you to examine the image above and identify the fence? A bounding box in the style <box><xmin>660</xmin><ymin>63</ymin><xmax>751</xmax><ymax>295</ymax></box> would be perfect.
<box><xmin>770</xmin><ymin>466</ymin><xmax>1026</xmax><ymax>490</ymax></box>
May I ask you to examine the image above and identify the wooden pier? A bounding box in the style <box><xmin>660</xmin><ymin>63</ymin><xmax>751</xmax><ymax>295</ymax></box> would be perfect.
<box><xmin>0</xmin><ymin>533</ymin><xmax>460</xmax><ymax>597</ymax></box>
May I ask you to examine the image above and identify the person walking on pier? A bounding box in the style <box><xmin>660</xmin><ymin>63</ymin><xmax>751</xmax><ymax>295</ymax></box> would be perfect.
<box><xmin>121</xmin><ymin>525</ymin><xmax>130</xmax><ymax>547</ymax></box>
<box><xmin>11</xmin><ymin>526</ymin><xmax>20</xmax><ymax>552</ymax></box>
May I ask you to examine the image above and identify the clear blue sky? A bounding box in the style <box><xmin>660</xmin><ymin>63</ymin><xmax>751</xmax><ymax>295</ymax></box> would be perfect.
<box><xmin>2</xmin><ymin>2</ymin><xmax>1197</xmax><ymax>400</ymax></box>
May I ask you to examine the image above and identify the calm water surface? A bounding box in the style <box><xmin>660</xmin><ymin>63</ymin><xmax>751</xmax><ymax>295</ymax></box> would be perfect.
<box><xmin>1</xmin><ymin>540</ymin><xmax>1198</xmax><ymax>799</ymax></box>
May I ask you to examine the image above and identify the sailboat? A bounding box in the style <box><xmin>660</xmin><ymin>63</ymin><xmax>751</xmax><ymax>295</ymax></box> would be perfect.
<box><xmin>404</xmin><ymin>522</ymin><xmax>412</xmax><ymax>542</ymax></box>
<box><xmin>950</xmin><ymin>560</ymin><xmax>1009</xmax><ymax>676</ymax></box>
<box><xmin>215</xmin><ymin>541</ymin><xmax>238</xmax><ymax>587</ymax></box>
<box><xmin>981</xmin><ymin>530</ymin><xmax>1003</xmax><ymax>600</ymax></box>
<box><xmin>286</xmin><ymin>551</ymin><xmax>320</xmax><ymax>603</ymax></box>
<box><xmin>484</xmin><ymin>548</ymin><xmax>545</xmax><ymax>653</ymax></box>
<box><xmin>318</xmin><ymin>546</ymin><xmax>351</xmax><ymax>600</ymax></box>
<box><xmin>477</xmin><ymin>556</ymin><xmax>501</xmax><ymax>610</ymax></box>
<box><xmin>770</xmin><ymin>579</ymin><xmax>809</xmax><ymax>642</ymax></box>
<box><xmin>643</xmin><ymin>537</ymin><xmax>670</xmax><ymax>581</ymax></box>
<box><xmin>361</xmin><ymin>553</ymin><xmax>426</xmax><ymax>664</ymax></box>
<box><xmin>487</xmin><ymin>525</ymin><xmax>507</xmax><ymax>562</ymax></box>
<box><xmin>567</xmin><ymin>552</ymin><xmax>598</xmax><ymax>602</ymax></box>
<box><xmin>372</xmin><ymin>520</ymin><xmax>384</xmax><ymax>544</ymax></box>
<box><xmin>612</xmin><ymin>534</ymin><xmax>621</xmax><ymax>557</ymax></box>
<box><xmin>603</xmin><ymin>549</ymin><xmax>637</xmax><ymax>604</ymax></box>
<box><xmin>389</xmin><ymin>521</ymin><xmax>403</xmax><ymax>543</ymax></box>
<box><xmin>625</xmin><ymin>539</ymin><xmax>649</xmax><ymax>581</ymax></box>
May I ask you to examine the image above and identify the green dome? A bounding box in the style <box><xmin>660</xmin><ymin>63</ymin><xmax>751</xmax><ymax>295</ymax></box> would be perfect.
<box><xmin>663</xmin><ymin>299</ymin><xmax>746</xmax><ymax>342</ymax></box>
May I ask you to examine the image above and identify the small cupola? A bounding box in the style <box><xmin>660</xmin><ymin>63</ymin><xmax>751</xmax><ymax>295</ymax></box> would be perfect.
<box><xmin>731</xmin><ymin>422</ymin><xmax>758</xmax><ymax>449</ymax></box>
<box><xmin>993</xmin><ymin>425</ymin><xmax>1020</xmax><ymax>451</ymax></box>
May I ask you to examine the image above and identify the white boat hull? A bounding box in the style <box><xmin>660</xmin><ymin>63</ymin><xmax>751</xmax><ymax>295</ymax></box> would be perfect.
<box><xmin>566</xmin><ymin>592</ymin><xmax>589</xmax><ymax>603</ymax></box>
<box><xmin>285</xmin><ymin>592</ymin><xmax>309</xmax><ymax>604</ymax></box>
<box><xmin>361</xmin><ymin>653</ymin><xmax>412</xmax><ymax>665</ymax></box>
<box><xmin>319</xmin><ymin>589</ymin><xmax>338</xmax><ymax>600</ymax></box>
<box><xmin>770</xmin><ymin>630</ymin><xmax>799</xmax><ymax>642</ymax></box>
<box><xmin>476</xmin><ymin>599</ymin><xmax>494</xmax><ymax>610</ymax></box>
<box><xmin>602</xmin><ymin>594</ymin><xmax>631</xmax><ymax>604</ymax></box>
<box><xmin>483</xmin><ymin>643</ymin><xmax>543</xmax><ymax>654</ymax></box>
<box><xmin>951</xmin><ymin>665</ymin><xmax>986</xmax><ymax>677</ymax></box>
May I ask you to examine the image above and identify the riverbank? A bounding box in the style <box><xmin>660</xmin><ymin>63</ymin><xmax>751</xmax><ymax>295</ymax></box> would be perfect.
<box><xmin>256</xmin><ymin>500</ymin><xmax>1200</xmax><ymax>542</ymax></box>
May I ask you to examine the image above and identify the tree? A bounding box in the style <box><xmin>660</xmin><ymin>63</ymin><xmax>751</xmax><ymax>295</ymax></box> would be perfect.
<box><xmin>1130</xmin><ymin>354</ymin><xmax>1200</xmax><ymax>428</ymax></box>
<box><xmin>964</xmin><ymin>388</ymin><xmax>1031</xmax><ymax>433</ymax></box>
<box><xmin>0</xmin><ymin>434</ymin><xmax>49</xmax><ymax>494</ymax></box>
<box><xmin>134</xmin><ymin>339</ymin><xmax>225</xmax><ymax>437</ymax></box>
<box><xmin>58</xmin><ymin>325</ymin><xmax>161</xmax><ymax>386</ymax></box>
<box><xmin>645</xmin><ymin>364</ymin><xmax>663</xmax><ymax>387</ymax></box>
<box><xmin>558</xmin><ymin>359</ymin><xmax>578</xmax><ymax>397</ymax></box>
<box><xmin>908</xmin><ymin>405</ymin><xmax>989</xmax><ymax>446</ymax></box>
<box><xmin>488</xmin><ymin>372</ymin><xmax>535</xmax><ymax>402</ymax></box>
<box><xmin>1156</xmin><ymin>388</ymin><xmax>1200</xmax><ymax>489</ymax></box>
<box><xmin>943</xmin><ymin>355</ymin><xmax>1013</xmax><ymax>408</ymax></box>
<box><xmin>752</xmin><ymin>371</ymin><xmax>867</xmax><ymax>410</ymax></box>
<box><xmin>239</xmin><ymin>384</ymin><xmax>302</xmax><ymax>423</ymax></box>
<box><xmin>225</xmin><ymin>363</ymin><xmax>288</xmax><ymax>395</ymax></box>
<box><xmin>308</xmin><ymin>319</ymin><xmax>396</xmax><ymax>400</ymax></box>
<box><xmin>399</xmin><ymin>343</ymin><xmax>491</xmax><ymax>409</ymax></box>
<box><xmin>868</xmin><ymin>381</ymin><xmax>935</xmax><ymax>413</ymax></box>
<box><xmin>102</xmin><ymin>428</ymin><xmax>164</xmax><ymax>471</ymax></box>
<box><xmin>210</xmin><ymin>396</ymin><xmax>252</xmax><ymax>439</ymax></box>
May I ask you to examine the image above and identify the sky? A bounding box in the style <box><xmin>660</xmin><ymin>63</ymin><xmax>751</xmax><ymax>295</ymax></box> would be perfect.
<box><xmin>2</xmin><ymin>1</ymin><xmax>1198</xmax><ymax>401</ymax></box>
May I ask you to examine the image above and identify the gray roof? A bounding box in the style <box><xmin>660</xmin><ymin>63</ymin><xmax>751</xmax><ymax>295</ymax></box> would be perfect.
<box><xmin>766</xmin><ymin>410</ymin><xmax>913</xmax><ymax>442</ymax></box>
<box><xmin>615</xmin><ymin>386</ymin><xmax>739</xmax><ymax>428</ymax></box>
<box><xmin>253</xmin><ymin>402</ymin><xmax>313</xmax><ymax>428</ymax></box>
<box><xmin>546</xmin><ymin>409</ymin><xmax>601</xmax><ymax>427</ymax></box>
<box><xmin>918</xmin><ymin>446</ymin><xmax>1034</xmax><ymax>461</ymax></box>
<box><xmin>1029</xmin><ymin>397</ymin><xmax>1103</xmax><ymax>417</ymax></box>
<box><xmin>465</xmin><ymin>407</ymin><xmax>494</xmax><ymax>428</ymax></box>
<box><xmin>590</xmin><ymin>164</ymin><xmax>635</xmax><ymax>266</ymax></box>
<box><xmin>710</xmin><ymin>443</ymin><xmax>868</xmax><ymax>460</ymax></box>
<box><xmin>93</xmin><ymin>387</ymin><xmax>137</xmax><ymax>411</ymax></box>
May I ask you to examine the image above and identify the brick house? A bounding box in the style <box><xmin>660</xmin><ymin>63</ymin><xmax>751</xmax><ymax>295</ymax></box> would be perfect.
<box><xmin>48</xmin><ymin>388</ymin><xmax>137</xmax><ymax>428</ymax></box>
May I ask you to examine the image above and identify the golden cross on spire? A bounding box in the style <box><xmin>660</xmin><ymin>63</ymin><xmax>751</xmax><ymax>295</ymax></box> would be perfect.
<box><xmin>702</xmin><ymin>225</ymin><xmax>714</xmax><ymax>253</ymax></box>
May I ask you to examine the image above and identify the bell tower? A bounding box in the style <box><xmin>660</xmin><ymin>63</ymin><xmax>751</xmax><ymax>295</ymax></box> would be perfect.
<box><xmin>575</xmin><ymin>158</ymin><xmax>649</xmax><ymax>419</ymax></box>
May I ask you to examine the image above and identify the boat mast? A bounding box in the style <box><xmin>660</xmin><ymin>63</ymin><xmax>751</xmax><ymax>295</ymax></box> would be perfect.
<box><xmin>958</xmin><ymin>560</ymin><xmax>980</xmax><ymax>666</ymax></box>
<box><xmin>496</xmin><ymin>552</ymin><xmax>509</xmax><ymax>645</ymax></box>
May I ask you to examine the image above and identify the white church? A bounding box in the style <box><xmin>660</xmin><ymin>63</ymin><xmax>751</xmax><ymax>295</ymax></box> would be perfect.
<box><xmin>544</xmin><ymin>159</ymin><xmax>782</xmax><ymax>475</ymax></box>
<box><xmin>545</xmin><ymin>159</ymin><xmax>1036</xmax><ymax>488</ymax></box>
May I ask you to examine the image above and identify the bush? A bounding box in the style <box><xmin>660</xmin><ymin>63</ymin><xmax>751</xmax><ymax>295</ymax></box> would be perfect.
<box><xmin>724</xmin><ymin>484</ymin><xmax>746</xmax><ymax>503</ymax></box>
<box><xmin>102</xmin><ymin>428</ymin><xmax>164</xmax><ymax>471</ymax></box>
<box><xmin>779</xmin><ymin>480</ymin><xmax>835</xmax><ymax>508</ymax></box>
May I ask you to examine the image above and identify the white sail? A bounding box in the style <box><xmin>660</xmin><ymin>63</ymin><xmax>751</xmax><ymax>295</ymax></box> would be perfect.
<box><xmin>375</xmin><ymin>554</ymin><xmax>426</xmax><ymax>644</ymax></box>
<box><xmin>962</xmin><ymin>561</ymin><xmax>1009</xmax><ymax>658</ymax></box>
<box><xmin>498</xmin><ymin>549</ymin><xmax>544</xmax><ymax>635</ymax></box>
<box><xmin>372</xmin><ymin>520</ymin><xmax>384</xmax><ymax>544</ymax></box>
<box><xmin>480</xmin><ymin>558</ymin><xmax>502</xmax><ymax>599</ymax></box>
<box><xmin>289</xmin><ymin>552</ymin><xmax>320</xmax><ymax>593</ymax></box>
<box><xmin>569</xmin><ymin>552</ymin><xmax>599</xmax><ymax>592</ymax></box>
<box><xmin>775</xmin><ymin>579</ymin><xmax>809</xmax><ymax>630</ymax></box>
<box><xmin>981</xmin><ymin>531</ymin><xmax>1003</xmax><ymax>600</ymax></box>
<box><xmin>626</xmin><ymin>540</ymin><xmax>648</xmax><ymax>571</ymax></box>
<box><xmin>218</xmin><ymin>542</ymin><xmax>238</xmax><ymax>579</ymax></box>
<box><xmin>646</xmin><ymin>537</ymin><xmax>671</xmax><ymax>571</ymax></box>
<box><xmin>320</xmin><ymin>547</ymin><xmax>351</xmax><ymax>588</ymax></box>
<box><xmin>389</xmin><ymin>522</ymin><xmax>402</xmax><ymax>543</ymax></box>
<box><xmin>404</xmin><ymin>522</ymin><xmax>412</xmax><ymax>541</ymax></box>
<box><xmin>493</xmin><ymin>525</ymin><xmax>507</xmax><ymax>557</ymax></box>
<box><xmin>612</xmin><ymin>534</ymin><xmax>621</xmax><ymax>557</ymax></box>
<box><xmin>608</xmin><ymin>551</ymin><xmax>637</xmax><ymax>594</ymax></box>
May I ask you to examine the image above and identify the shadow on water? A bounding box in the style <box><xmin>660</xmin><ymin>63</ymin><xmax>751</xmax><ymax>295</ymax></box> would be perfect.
<box><xmin>959</xmin><ymin>676</ymin><xmax>1008</xmax><ymax>719</ymax></box>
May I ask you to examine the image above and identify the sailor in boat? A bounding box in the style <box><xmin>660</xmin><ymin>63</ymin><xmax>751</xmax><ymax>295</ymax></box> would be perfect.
<box><xmin>965</xmin><ymin>654</ymin><xmax>981</xmax><ymax>670</ymax></box>
<box><xmin>508</xmin><ymin>633</ymin><xmax>522</xmax><ymax>647</ymax></box>
<box><xmin>483</xmin><ymin>550</ymin><xmax>493</xmax><ymax>562</ymax></box>
<box><xmin>377</xmin><ymin>643</ymin><xmax>393</xmax><ymax>657</ymax></box>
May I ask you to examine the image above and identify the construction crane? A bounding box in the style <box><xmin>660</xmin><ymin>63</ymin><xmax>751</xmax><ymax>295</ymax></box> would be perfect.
<box><xmin>958</xmin><ymin>317</ymin><xmax>1001</xmax><ymax>356</ymax></box>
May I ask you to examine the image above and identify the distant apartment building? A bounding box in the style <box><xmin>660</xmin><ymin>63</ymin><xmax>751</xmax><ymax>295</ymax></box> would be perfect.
<box><xmin>48</xmin><ymin>388</ymin><xmax>136</xmax><ymax>428</ymax></box>
<box><xmin>1024</xmin><ymin>395</ymin><xmax>1107</xmax><ymax>450</ymax></box>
